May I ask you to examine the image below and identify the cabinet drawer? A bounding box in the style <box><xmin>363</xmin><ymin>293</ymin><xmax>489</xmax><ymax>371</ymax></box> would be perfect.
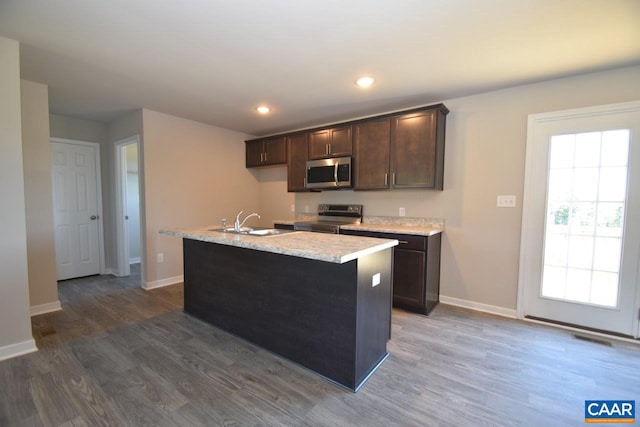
<box><xmin>342</xmin><ymin>230</ymin><xmax>426</xmax><ymax>251</ymax></box>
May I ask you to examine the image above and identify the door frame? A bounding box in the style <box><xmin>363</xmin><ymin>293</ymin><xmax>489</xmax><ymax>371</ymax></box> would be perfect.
<box><xmin>50</xmin><ymin>137</ymin><xmax>106</xmax><ymax>275</ymax></box>
<box><xmin>114</xmin><ymin>135</ymin><xmax>142</xmax><ymax>278</ymax></box>
<box><xmin>517</xmin><ymin>100</ymin><xmax>640</xmax><ymax>338</ymax></box>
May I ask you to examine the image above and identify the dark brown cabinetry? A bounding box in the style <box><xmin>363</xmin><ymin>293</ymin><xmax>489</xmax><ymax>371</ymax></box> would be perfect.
<box><xmin>245</xmin><ymin>136</ymin><xmax>287</xmax><ymax>167</ymax></box>
<box><xmin>342</xmin><ymin>229</ymin><xmax>441</xmax><ymax>315</ymax></box>
<box><xmin>286</xmin><ymin>133</ymin><xmax>309</xmax><ymax>192</ymax></box>
<box><xmin>391</xmin><ymin>109</ymin><xmax>446</xmax><ymax>190</ymax></box>
<box><xmin>353</xmin><ymin>119</ymin><xmax>391</xmax><ymax>190</ymax></box>
<box><xmin>308</xmin><ymin>125</ymin><xmax>352</xmax><ymax>159</ymax></box>
<box><xmin>245</xmin><ymin>103</ymin><xmax>447</xmax><ymax>191</ymax></box>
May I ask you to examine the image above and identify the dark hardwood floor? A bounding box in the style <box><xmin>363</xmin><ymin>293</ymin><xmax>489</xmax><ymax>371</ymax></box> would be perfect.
<box><xmin>1</xmin><ymin>266</ymin><xmax>639</xmax><ymax>426</ymax></box>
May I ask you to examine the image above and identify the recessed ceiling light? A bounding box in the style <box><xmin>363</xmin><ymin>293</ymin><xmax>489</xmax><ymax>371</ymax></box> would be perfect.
<box><xmin>355</xmin><ymin>76</ymin><xmax>375</xmax><ymax>88</ymax></box>
<box><xmin>256</xmin><ymin>105</ymin><xmax>271</xmax><ymax>114</ymax></box>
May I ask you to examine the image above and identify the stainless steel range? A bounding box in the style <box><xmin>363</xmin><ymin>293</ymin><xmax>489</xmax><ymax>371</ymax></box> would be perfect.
<box><xmin>293</xmin><ymin>204</ymin><xmax>363</xmax><ymax>234</ymax></box>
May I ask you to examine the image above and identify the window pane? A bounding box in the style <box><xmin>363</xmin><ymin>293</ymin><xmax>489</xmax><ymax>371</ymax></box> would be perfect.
<box><xmin>565</xmin><ymin>268</ymin><xmax>591</xmax><ymax>303</ymax></box>
<box><xmin>593</xmin><ymin>237</ymin><xmax>621</xmax><ymax>272</ymax></box>
<box><xmin>596</xmin><ymin>203</ymin><xmax>624</xmax><ymax>237</ymax></box>
<box><xmin>572</xmin><ymin>168</ymin><xmax>599</xmax><ymax>201</ymax></box>
<box><xmin>598</xmin><ymin>167</ymin><xmax>627</xmax><ymax>202</ymax></box>
<box><xmin>542</xmin><ymin>266</ymin><xmax>566</xmax><ymax>299</ymax></box>
<box><xmin>590</xmin><ymin>272</ymin><xmax>618</xmax><ymax>307</ymax></box>
<box><xmin>574</xmin><ymin>132</ymin><xmax>601</xmax><ymax>167</ymax></box>
<box><xmin>549</xmin><ymin>135</ymin><xmax>574</xmax><ymax>168</ymax></box>
<box><xmin>547</xmin><ymin>169</ymin><xmax>572</xmax><ymax>202</ymax></box>
<box><xmin>567</xmin><ymin>236</ymin><xmax>593</xmax><ymax>269</ymax></box>
<box><xmin>601</xmin><ymin>130</ymin><xmax>629</xmax><ymax>166</ymax></box>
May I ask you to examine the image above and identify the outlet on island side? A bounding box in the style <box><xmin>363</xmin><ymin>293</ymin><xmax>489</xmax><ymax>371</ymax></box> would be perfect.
<box><xmin>157</xmin><ymin>253</ymin><xmax>164</xmax><ymax>263</ymax></box>
<box><xmin>399</xmin><ymin>207</ymin><xmax>406</xmax><ymax>217</ymax></box>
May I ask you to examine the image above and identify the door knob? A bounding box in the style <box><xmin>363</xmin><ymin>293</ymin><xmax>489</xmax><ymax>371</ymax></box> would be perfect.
<box><xmin>90</xmin><ymin>215</ymin><xmax>98</xmax><ymax>220</ymax></box>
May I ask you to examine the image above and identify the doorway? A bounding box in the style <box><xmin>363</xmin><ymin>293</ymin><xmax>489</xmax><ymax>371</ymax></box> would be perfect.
<box><xmin>51</xmin><ymin>138</ymin><xmax>105</xmax><ymax>280</ymax></box>
<box><xmin>518</xmin><ymin>101</ymin><xmax>640</xmax><ymax>337</ymax></box>
<box><xmin>115</xmin><ymin>136</ymin><xmax>142</xmax><ymax>279</ymax></box>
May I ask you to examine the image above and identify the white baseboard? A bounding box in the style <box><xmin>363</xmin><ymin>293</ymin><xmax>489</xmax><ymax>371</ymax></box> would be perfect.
<box><xmin>143</xmin><ymin>275</ymin><xmax>183</xmax><ymax>290</ymax></box>
<box><xmin>439</xmin><ymin>295</ymin><xmax>517</xmax><ymax>319</ymax></box>
<box><xmin>0</xmin><ymin>338</ymin><xmax>38</xmax><ymax>362</ymax></box>
<box><xmin>129</xmin><ymin>257</ymin><xmax>141</xmax><ymax>264</ymax></box>
<box><xmin>103</xmin><ymin>268</ymin><xmax>115</xmax><ymax>275</ymax></box>
<box><xmin>30</xmin><ymin>301</ymin><xmax>62</xmax><ymax>317</ymax></box>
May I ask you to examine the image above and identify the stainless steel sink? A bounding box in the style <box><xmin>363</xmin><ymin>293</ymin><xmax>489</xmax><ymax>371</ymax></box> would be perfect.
<box><xmin>209</xmin><ymin>227</ymin><xmax>293</xmax><ymax>236</ymax></box>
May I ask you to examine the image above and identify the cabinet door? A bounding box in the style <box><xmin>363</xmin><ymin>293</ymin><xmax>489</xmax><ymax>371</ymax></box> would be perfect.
<box><xmin>287</xmin><ymin>133</ymin><xmax>309</xmax><ymax>192</ymax></box>
<box><xmin>246</xmin><ymin>140</ymin><xmax>264</xmax><ymax>167</ymax></box>
<box><xmin>264</xmin><ymin>136</ymin><xmax>287</xmax><ymax>165</ymax></box>
<box><xmin>308</xmin><ymin>129</ymin><xmax>330</xmax><ymax>159</ymax></box>
<box><xmin>353</xmin><ymin>119</ymin><xmax>390</xmax><ymax>190</ymax></box>
<box><xmin>391</xmin><ymin>109</ymin><xmax>439</xmax><ymax>188</ymax></box>
<box><xmin>328</xmin><ymin>125</ymin><xmax>352</xmax><ymax>157</ymax></box>
<box><xmin>393</xmin><ymin>249</ymin><xmax>426</xmax><ymax>309</ymax></box>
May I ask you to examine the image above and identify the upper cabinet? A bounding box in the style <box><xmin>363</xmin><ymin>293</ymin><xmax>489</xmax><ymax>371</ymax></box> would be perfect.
<box><xmin>287</xmin><ymin>133</ymin><xmax>309</xmax><ymax>192</ymax></box>
<box><xmin>308</xmin><ymin>125</ymin><xmax>352</xmax><ymax>159</ymax></box>
<box><xmin>246</xmin><ymin>136</ymin><xmax>287</xmax><ymax>167</ymax></box>
<box><xmin>353</xmin><ymin>118</ymin><xmax>391</xmax><ymax>190</ymax></box>
<box><xmin>390</xmin><ymin>108</ymin><xmax>446</xmax><ymax>190</ymax></box>
<box><xmin>353</xmin><ymin>105</ymin><xmax>447</xmax><ymax>190</ymax></box>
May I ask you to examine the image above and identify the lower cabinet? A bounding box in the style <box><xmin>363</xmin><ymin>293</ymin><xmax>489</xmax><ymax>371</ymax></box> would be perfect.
<box><xmin>342</xmin><ymin>229</ymin><xmax>441</xmax><ymax>315</ymax></box>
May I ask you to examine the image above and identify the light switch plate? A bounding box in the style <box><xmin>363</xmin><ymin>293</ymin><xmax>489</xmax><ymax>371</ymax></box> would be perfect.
<box><xmin>497</xmin><ymin>195</ymin><xmax>517</xmax><ymax>208</ymax></box>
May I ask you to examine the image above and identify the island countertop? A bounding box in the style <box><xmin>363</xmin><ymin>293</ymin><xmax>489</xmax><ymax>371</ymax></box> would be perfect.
<box><xmin>160</xmin><ymin>227</ymin><xmax>398</xmax><ymax>264</ymax></box>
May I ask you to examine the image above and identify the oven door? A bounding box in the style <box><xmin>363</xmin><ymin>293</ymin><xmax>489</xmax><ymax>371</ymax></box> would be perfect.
<box><xmin>293</xmin><ymin>222</ymin><xmax>340</xmax><ymax>234</ymax></box>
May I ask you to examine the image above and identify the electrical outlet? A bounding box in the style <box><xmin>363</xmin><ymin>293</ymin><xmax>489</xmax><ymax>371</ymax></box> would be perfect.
<box><xmin>304</xmin><ymin>205</ymin><xmax>309</xmax><ymax>213</ymax></box>
<box><xmin>372</xmin><ymin>273</ymin><xmax>381</xmax><ymax>287</ymax></box>
<box><xmin>399</xmin><ymin>207</ymin><xmax>406</xmax><ymax>217</ymax></box>
<box><xmin>497</xmin><ymin>195</ymin><xmax>517</xmax><ymax>208</ymax></box>
<box><xmin>157</xmin><ymin>253</ymin><xmax>164</xmax><ymax>263</ymax></box>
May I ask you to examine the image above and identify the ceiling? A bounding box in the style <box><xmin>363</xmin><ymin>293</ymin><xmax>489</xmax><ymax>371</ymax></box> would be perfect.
<box><xmin>1</xmin><ymin>0</ymin><xmax>639</xmax><ymax>137</ymax></box>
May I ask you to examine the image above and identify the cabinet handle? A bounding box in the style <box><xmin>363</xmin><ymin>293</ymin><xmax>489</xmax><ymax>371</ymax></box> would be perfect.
<box><xmin>260</xmin><ymin>152</ymin><xmax>264</xmax><ymax>163</ymax></box>
<box><xmin>392</xmin><ymin>172</ymin><xmax>396</xmax><ymax>185</ymax></box>
<box><xmin>264</xmin><ymin>152</ymin><xmax>268</xmax><ymax>162</ymax></box>
<box><xmin>398</xmin><ymin>240</ymin><xmax>409</xmax><ymax>245</ymax></box>
<box><xmin>326</xmin><ymin>144</ymin><xmax>330</xmax><ymax>156</ymax></box>
<box><xmin>384</xmin><ymin>173</ymin><xmax>388</xmax><ymax>186</ymax></box>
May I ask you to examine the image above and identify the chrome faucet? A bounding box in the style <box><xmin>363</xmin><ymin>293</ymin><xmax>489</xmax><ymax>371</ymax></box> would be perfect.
<box><xmin>234</xmin><ymin>210</ymin><xmax>260</xmax><ymax>232</ymax></box>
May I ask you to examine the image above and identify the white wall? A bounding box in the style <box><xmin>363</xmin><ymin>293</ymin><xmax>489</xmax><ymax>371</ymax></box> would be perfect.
<box><xmin>0</xmin><ymin>37</ymin><xmax>37</xmax><ymax>360</ymax></box>
<box><xmin>21</xmin><ymin>80</ymin><xmax>59</xmax><ymax>314</ymax></box>
<box><xmin>278</xmin><ymin>65</ymin><xmax>640</xmax><ymax>314</ymax></box>
<box><xmin>126</xmin><ymin>143</ymin><xmax>141</xmax><ymax>262</ymax></box>
<box><xmin>141</xmin><ymin>109</ymin><xmax>259</xmax><ymax>286</ymax></box>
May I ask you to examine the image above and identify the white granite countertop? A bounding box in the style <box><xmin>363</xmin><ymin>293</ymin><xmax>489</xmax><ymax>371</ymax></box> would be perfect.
<box><xmin>160</xmin><ymin>227</ymin><xmax>398</xmax><ymax>264</ymax></box>
<box><xmin>340</xmin><ymin>223</ymin><xmax>442</xmax><ymax>237</ymax></box>
<box><xmin>273</xmin><ymin>216</ymin><xmax>443</xmax><ymax>237</ymax></box>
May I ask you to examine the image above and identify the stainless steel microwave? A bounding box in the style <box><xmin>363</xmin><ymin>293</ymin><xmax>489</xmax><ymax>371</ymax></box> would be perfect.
<box><xmin>305</xmin><ymin>157</ymin><xmax>352</xmax><ymax>189</ymax></box>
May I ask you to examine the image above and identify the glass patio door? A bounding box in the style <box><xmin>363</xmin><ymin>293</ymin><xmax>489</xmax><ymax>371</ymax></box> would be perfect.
<box><xmin>520</xmin><ymin>102</ymin><xmax>640</xmax><ymax>337</ymax></box>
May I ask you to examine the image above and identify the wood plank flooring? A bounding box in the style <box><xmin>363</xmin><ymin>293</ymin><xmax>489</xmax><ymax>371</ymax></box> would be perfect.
<box><xmin>1</xmin><ymin>266</ymin><xmax>639</xmax><ymax>426</ymax></box>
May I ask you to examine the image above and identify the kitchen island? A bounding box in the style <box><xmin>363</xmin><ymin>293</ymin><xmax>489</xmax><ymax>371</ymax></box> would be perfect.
<box><xmin>160</xmin><ymin>228</ymin><xmax>398</xmax><ymax>391</ymax></box>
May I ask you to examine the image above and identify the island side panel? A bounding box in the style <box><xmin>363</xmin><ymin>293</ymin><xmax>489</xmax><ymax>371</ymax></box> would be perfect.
<box><xmin>355</xmin><ymin>248</ymin><xmax>393</xmax><ymax>389</ymax></box>
<box><xmin>183</xmin><ymin>239</ymin><xmax>359</xmax><ymax>389</ymax></box>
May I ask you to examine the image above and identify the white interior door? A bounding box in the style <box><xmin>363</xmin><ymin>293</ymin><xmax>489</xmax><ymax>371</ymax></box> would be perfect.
<box><xmin>51</xmin><ymin>141</ymin><xmax>101</xmax><ymax>280</ymax></box>
<box><xmin>519</xmin><ymin>101</ymin><xmax>640</xmax><ymax>337</ymax></box>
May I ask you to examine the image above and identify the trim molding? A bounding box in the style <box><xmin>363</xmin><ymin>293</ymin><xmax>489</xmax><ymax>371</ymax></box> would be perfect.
<box><xmin>0</xmin><ymin>339</ymin><xmax>38</xmax><ymax>362</ymax></box>
<box><xmin>439</xmin><ymin>296</ymin><xmax>517</xmax><ymax>319</ymax></box>
<box><xmin>143</xmin><ymin>275</ymin><xmax>183</xmax><ymax>290</ymax></box>
<box><xmin>30</xmin><ymin>301</ymin><xmax>62</xmax><ymax>317</ymax></box>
